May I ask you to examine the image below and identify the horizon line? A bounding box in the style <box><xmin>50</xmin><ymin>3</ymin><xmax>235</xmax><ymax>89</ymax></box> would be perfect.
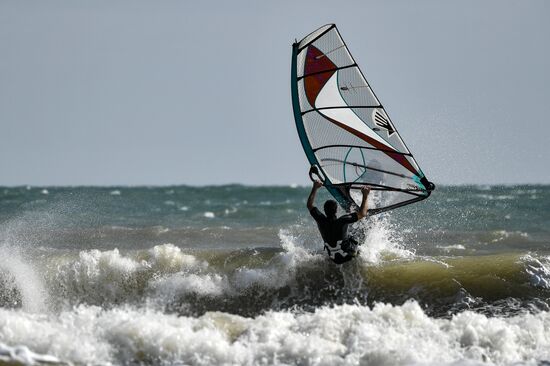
<box><xmin>1</xmin><ymin>182</ymin><xmax>549</xmax><ymax>189</ymax></box>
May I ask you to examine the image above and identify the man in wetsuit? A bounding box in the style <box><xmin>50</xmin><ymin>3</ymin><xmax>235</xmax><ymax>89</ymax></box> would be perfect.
<box><xmin>307</xmin><ymin>175</ymin><xmax>370</xmax><ymax>264</ymax></box>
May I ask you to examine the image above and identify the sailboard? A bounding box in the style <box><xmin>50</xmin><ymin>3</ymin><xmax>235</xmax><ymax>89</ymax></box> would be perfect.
<box><xmin>291</xmin><ymin>24</ymin><xmax>435</xmax><ymax>215</ymax></box>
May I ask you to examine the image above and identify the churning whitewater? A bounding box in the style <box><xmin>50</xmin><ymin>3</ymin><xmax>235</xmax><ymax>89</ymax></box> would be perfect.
<box><xmin>0</xmin><ymin>185</ymin><xmax>549</xmax><ymax>365</ymax></box>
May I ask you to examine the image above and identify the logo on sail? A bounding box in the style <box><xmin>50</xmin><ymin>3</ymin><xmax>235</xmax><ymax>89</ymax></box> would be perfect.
<box><xmin>372</xmin><ymin>109</ymin><xmax>394</xmax><ymax>136</ymax></box>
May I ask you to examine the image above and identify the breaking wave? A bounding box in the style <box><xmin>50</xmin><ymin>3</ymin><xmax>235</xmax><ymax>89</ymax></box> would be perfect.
<box><xmin>1</xmin><ymin>237</ymin><xmax>549</xmax><ymax>319</ymax></box>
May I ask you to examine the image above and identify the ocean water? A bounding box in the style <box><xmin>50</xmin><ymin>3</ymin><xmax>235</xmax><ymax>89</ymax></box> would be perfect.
<box><xmin>0</xmin><ymin>184</ymin><xmax>549</xmax><ymax>365</ymax></box>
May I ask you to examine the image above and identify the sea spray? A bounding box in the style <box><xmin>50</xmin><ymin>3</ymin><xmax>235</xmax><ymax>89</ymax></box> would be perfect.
<box><xmin>0</xmin><ymin>214</ymin><xmax>49</xmax><ymax>312</ymax></box>
<box><xmin>355</xmin><ymin>212</ymin><xmax>414</xmax><ymax>263</ymax></box>
<box><xmin>0</xmin><ymin>246</ymin><xmax>47</xmax><ymax>312</ymax></box>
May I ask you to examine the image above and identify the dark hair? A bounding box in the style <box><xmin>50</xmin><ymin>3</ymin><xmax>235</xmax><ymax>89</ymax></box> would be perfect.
<box><xmin>324</xmin><ymin>200</ymin><xmax>338</xmax><ymax>217</ymax></box>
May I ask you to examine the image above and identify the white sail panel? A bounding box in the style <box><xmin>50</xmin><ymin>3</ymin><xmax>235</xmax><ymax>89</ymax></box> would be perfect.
<box><xmin>298</xmin><ymin>24</ymin><xmax>333</xmax><ymax>50</ymax></box>
<box><xmin>336</xmin><ymin>67</ymin><xmax>379</xmax><ymax>107</ymax></box>
<box><xmin>316</xmin><ymin>73</ymin><xmax>394</xmax><ymax>150</ymax></box>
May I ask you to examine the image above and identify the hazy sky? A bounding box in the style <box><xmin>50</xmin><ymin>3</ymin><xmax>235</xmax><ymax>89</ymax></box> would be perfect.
<box><xmin>1</xmin><ymin>0</ymin><xmax>549</xmax><ymax>186</ymax></box>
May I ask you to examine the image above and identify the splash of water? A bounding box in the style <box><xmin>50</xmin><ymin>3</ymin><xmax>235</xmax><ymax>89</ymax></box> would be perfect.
<box><xmin>355</xmin><ymin>213</ymin><xmax>414</xmax><ymax>263</ymax></box>
<box><xmin>0</xmin><ymin>246</ymin><xmax>47</xmax><ymax>312</ymax></box>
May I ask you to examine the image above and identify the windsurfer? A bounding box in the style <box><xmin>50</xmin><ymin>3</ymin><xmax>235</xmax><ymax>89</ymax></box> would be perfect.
<box><xmin>306</xmin><ymin>166</ymin><xmax>370</xmax><ymax>264</ymax></box>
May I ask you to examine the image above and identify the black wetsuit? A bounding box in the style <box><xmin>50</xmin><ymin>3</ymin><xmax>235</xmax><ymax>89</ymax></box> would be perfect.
<box><xmin>309</xmin><ymin>207</ymin><xmax>360</xmax><ymax>264</ymax></box>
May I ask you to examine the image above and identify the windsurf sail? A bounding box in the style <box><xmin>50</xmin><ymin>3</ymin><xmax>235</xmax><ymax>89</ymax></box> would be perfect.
<box><xmin>291</xmin><ymin>24</ymin><xmax>435</xmax><ymax>215</ymax></box>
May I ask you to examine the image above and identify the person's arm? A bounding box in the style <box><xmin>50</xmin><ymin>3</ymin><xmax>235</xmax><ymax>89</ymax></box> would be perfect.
<box><xmin>307</xmin><ymin>180</ymin><xmax>323</xmax><ymax>211</ymax></box>
<box><xmin>356</xmin><ymin>186</ymin><xmax>370</xmax><ymax>220</ymax></box>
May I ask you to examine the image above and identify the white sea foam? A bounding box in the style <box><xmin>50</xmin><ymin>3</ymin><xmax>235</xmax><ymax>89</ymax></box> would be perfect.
<box><xmin>476</xmin><ymin>194</ymin><xmax>516</xmax><ymax>200</ymax></box>
<box><xmin>110</xmin><ymin>190</ymin><xmax>121</xmax><ymax>196</ymax></box>
<box><xmin>204</xmin><ymin>212</ymin><xmax>215</xmax><ymax>218</ymax></box>
<box><xmin>489</xmin><ymin>230</ymin><xmax>530</xmax><ymax>243</ymax></box>
<box><xmin>54</xmin><ymin>244</ymin><xmax>206</xmax><ymax>304</ymax></box>
<box><xmin>152</xmin><ymin>273</ymin><xmax>227</xmax><ymax>299</ymax></box>
<box><xmin>49</xmin><ymin>241</ymin><xmax>325</xmax><ymax>307</ymax></box>
<box><xmin>230</xmin><ymin>230</ymin><xmax>320</xmax><ymax>290</ymax></box>
<box><xmin>224</xmin><ymin>207</ymin><xmax>238</xmax><ymax>215</ymax></box>
<box><xmin>53</xmin><ymin>235</ymin><xmax>323</xmax><ymax>304</ymax></box>
<box><xmin>1</xmin><ymin>301</ymin><xmax>550</xmax><ymax>365</ymax></box>
<box><xmin>437</xmin><ymin>244</ymin><xmax>467</xmax><ymax>252</ymax></box>
<box><xmin>0</xmin><ymin>342</ymin><xmax>60</xmax><ymax>365</ymax></box>
<box><xmin>144</xmin><ymin>244</ymin><xmax>204</xmax><ymax>272</ymax></box>
<box><xmin>522</xmin><ymin>254</ymin><xmax>550</xmax><ymax>289</ymax></box>
<box><xmin>153</xmin><ymin>226</ymin><xmax>170</xmax><ymax>234</ymax></box>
